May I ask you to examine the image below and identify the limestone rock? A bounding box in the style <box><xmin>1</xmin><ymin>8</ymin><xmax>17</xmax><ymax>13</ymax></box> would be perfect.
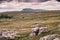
<box><xmin>39</xmin><ymin>34</ymin><xmax>60</xmax><ymax>40</ymax></box>
<box><xmin>53</xmin><ymin>37</ymin><xmax>60</xmax><ymax>40</ymax></box>
<box><xmin>30</xmin><ymin>27</ymin><xmax>49</xmax><ymax>37</ymax></box>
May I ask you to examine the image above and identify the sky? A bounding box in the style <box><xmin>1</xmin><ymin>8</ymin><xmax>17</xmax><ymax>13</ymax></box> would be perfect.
<box><xmin>0</xmin><ymin>0</ymin><xmax>60</xmax><ymax>12</ymax></box>
<box><xmin>57</xmin><ymin>0</ymin><xmax>60</xmax><ymax>2</ymax></box>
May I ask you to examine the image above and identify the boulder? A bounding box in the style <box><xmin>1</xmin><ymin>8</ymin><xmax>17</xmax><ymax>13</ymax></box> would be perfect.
<box><xmin>31</xmin><ymin>27</ymin><xmax>39</xmax><ymax>36</ymax></box>
<box><xmin>53</xmin><ymin>37</ymin><xmax>60</xmax><ymax>40</ymax></box>
<box><xmin>39</xmin><ymin>34</ymin><xmax>60</xmax><ymax>40</ymax></box>
<box><xmin>39</xmin><ymin>27</ymin><xmax>49</xmax><ymax>32</ymax></box>
<box><xmin>38</xmin><ymin>27</ymin><xmax>49</xmax><ymax>35</ymax></box>
<box><xmin>30</xmin><ymin>27</ymin><xmax>49</xmax><ymax>36</ymax></box>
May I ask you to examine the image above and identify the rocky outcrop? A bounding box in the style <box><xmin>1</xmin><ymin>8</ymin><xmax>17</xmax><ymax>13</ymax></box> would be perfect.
<box><xmin>29</xmin><ymin>27</ymin><xmax>49</xmax><ymax>37</ymax></box>
<box><xmin>0</xmin><ymin>29</ymin><xmax>18</xmax><ymax>39</ymax></box>
<box><xmin>39</xmin><ymin>34</ymin><xmax>60</xmax><ymax>40</ymax></box>
<box><xmin>53</xmin><ymin>37</ymin><xmax>60</xmax><ymax>40</ymax></box>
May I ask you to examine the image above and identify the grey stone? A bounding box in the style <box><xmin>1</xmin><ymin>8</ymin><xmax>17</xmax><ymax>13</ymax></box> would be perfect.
<box><xmin>39</xmin><ymin>34</ymin><xmax>60</xmax><ymax>40</ymax></box>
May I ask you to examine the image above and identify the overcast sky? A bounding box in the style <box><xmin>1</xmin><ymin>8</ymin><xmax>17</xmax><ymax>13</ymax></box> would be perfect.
<box><xmin>0</xmin><ymin>0</ymin><xmax>60</xmax><ymax>12</ymax></box>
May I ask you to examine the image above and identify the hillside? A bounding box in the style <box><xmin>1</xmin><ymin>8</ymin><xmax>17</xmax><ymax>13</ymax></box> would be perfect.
<box><xmin>0</xmin><ymin>11</ymin><xmax>60</xmax><ymax>40</ymax></box>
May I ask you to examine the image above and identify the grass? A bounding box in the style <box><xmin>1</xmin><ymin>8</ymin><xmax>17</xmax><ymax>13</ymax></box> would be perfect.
<box><xmin>0</xmin><ymin>10</ymin><xmax>60</xmax><ymax>40</ymax></box>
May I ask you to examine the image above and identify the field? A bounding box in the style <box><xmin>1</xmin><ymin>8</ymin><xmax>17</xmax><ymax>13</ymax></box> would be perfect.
<box><xmin>0</xmin><ymin>10</ymin><xmax>60</xmax><ymax>40</ymax></box>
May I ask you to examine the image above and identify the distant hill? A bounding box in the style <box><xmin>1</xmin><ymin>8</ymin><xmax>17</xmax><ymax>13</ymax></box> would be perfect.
<box><xmin>0</xmin><ymin>10</ymin><xmax>60</xmax><ymax>14</ymax></box>
<box><xmin>0</xmin><ymin>8</ymin><xmax>48</xmax><ymax>13</ymax></box>
<box><xmin>20</xmin><ymin>8</ymin><xmax>47</xmax><ymax>13</ymax></box>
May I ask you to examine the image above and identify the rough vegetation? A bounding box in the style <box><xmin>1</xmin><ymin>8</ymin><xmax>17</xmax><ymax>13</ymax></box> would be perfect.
<box><xmin>0</xmin><ymin>10</ymin><xmax>60</xmax><ymax>40</ymax></box>
<box><xmin>0</xmin><ymin>14</ymin><xmax>13</xmax><ymax>19</ymax></box>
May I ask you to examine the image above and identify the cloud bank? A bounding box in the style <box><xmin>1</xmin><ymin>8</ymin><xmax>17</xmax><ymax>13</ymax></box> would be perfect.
<box><xmin>0</xmin><ymin>0</ymin><xmax>60</xmax><ymax>12</ymax></box>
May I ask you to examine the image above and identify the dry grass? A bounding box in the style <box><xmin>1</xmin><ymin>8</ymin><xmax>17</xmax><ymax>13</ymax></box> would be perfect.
<box><xmin>0</xmin><ymin>11</ymin><xmax>60</xmax><ymax>40</ymax></box>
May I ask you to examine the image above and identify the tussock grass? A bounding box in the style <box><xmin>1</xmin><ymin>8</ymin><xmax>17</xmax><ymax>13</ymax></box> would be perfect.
<box><xmin>0</xmin><ymin>11</ymin><xmax>60</xmax><ymax>40</ymax></box>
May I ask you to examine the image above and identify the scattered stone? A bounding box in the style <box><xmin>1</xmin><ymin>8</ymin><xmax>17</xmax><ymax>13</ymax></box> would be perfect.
<box><xmin>0</xmin><ymin>29</ymin><xmax>18</xmax><ymax>39</ymax></box>
<box><xmin>53</xmin><ymin>37</ymin><xmax>60</xmax><ymax>40</ymax></box>
<box><xmin>30</xmin><ymin>27</ymin><xmax>49</xmax><ymax>37</ymax></box>
<box><xmin>39</xmin><ymin>27</ymin><xmax>49</xmax><ymax>32</ymax></box>
<box><xmin>39</xmin><ymin>34</ymin><xmax>60</xmax><ymax>40</ymax></box>
<box><xmin>32</xmin><ymin>27</ymin><xmax>39</xmax><ymax>36</ymax></box>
